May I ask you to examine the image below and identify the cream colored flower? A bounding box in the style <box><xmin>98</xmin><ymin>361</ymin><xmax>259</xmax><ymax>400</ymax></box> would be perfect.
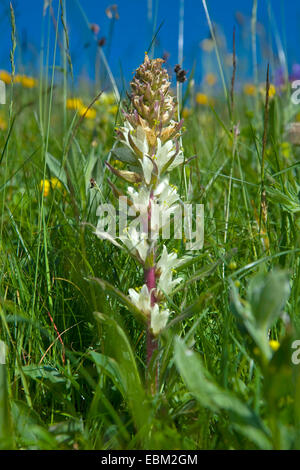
<box><xmin>140</xmin><ymin>155</ymin><xmax>153</xmax><ymax>184</ymax></box>
<box><xmin>156</xmin><ymin>246</ymin><xmax>184</xmax><ymax>295</ymax></box>
<box><xmin>129</xmin><ymin>284</ymin><xmax>151</xmax><ymax>315</ymax></box>
<box><xmin>119</xmin><ymin>225</ymin><xmax>149</xmax><ymax>261</ymax></box>
<box><xmin>127</xmin><ymin>185</ymin><xmax>150</xmax><ymax>219</ymax></box>
<box><xmin>154</xmin><ymin>139</ymin><xmax>183</xmax><ymax>174</ymax></box>
<box><xmin>151</xmin><ymin>304</ymin><xmax>170</xmax><ymax>336</ymax></box>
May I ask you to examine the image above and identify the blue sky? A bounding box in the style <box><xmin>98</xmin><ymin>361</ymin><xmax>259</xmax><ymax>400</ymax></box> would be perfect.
<box><xmin>1</xmin><ymin>0</ymin><xmax>300</xmax><ymax>86</ymax></box>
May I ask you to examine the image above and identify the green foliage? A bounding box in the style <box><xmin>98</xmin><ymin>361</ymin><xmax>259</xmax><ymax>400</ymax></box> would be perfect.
<box><xmin>174</xmin><ymin>337</ymin><xmax>272</xmax><ymax>449</ymax></box>
<box><xmin>230</xmin><ymin>270</ymin><xmax>291</xmax><ymax>361</ymax></box>
<box><xmin>0</xmin><ymin>342</ymin><xmax>14</xmax><ymax>449</ymax></box>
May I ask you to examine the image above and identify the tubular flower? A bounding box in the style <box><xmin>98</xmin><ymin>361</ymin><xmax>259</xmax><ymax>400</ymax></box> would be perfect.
<box><xmin>95</xmin><ymin>53</ymin><xmax>188</xmax><ymax>341</ymax></box>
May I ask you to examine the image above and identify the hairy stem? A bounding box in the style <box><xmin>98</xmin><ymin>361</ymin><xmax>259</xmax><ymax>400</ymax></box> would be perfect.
<box><xmin>145</xmin><ymin>264</ymin><xmax>158</xmax><ymax>391</ymax></box>
<box><xmin>145</xmin><ymin>191</ymin><xmax>158</xmax><ymax>389</ymax></box>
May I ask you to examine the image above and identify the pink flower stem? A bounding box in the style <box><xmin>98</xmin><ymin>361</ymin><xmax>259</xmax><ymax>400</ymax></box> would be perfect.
<box><xmin>145</xmin><ymin>264</ymin><xmax>157</xmax><ymax>355</ymax></box>
<box><xmin>145</xmin><ymin>264</ymin><xmax>158</xmax><ymax>392</ymax></box>
<box><xmin>144</xmin><ymin>191</ymin><xmax>158</xmax><ymax>391</ymax></box>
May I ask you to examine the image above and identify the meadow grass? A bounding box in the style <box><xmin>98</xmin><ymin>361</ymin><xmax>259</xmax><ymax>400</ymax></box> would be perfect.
<box><xmin>0</xmin><ymin>0</ymin><xmax>300</xmax><ymax>450</ymax></box>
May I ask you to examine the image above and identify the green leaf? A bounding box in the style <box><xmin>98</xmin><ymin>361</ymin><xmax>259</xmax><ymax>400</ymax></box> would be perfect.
<box><xmin>46</xmin><ymin>152</ymin><xmax>68</xmax><ymax>188</ymax></box>
<box><xmin>267</xmin><ymin>182</ymin><xmax>300</xmax><ymax>214</ymax></box>
<box><xmin>0</xmin><ymin>341</ymin><xmax>14</xmax><ymax>449</ymax></box>
<box><xmin>174</xmin><ymin>337</ymin><xmax>271</xmax><ymax>449</ymax></box>
<box><xmin>11</xmin><ymin>400</ymin><xmax>46</xmax><ymax>446</ymax></box>
<box><xmin>248</xmin><ymin>270</ymin><xmax>290</xmax><ymax>330</ymax></box>
<box><xmin>84</xmin><ymin>149</ymin><xmax>98</xmax><ymax>189</ymax></box>
<box><xmin>230</xmin><ymin>270</ymin><xmax>290</xmax><ymax>361</ymax></box>
<box><xmin>94</xmin><ymin>313</ymin><xmax>150</xmax><ymax>433</ymax></box>
<box><xmin>22</xmin><ymin>365</ymin><xmax>66</xmax><ymax>384</ymax></box>
<box><xmin>112</xmin><ymin>147</ymin><xmax>138</xmax><ymax>164</ymax></box>
<box><xmin>94</xmin><ymin>313</ymin><xmax>142</xmax><ymax>392</ymax></box>
<box><xmin>89</xmin><ymin>351</ymin><xmax>125</xmax><ymax>397</ymax></box>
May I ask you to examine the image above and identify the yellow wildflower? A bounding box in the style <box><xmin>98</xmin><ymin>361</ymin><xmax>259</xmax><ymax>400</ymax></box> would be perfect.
<box><xmin>66</xmin><ymin>98</ymin><xmax>84</xmax><ymax>110</ymax></box>
<box><xmin>19</xmin><ymin>75</ymin><xmax>37</xmax><ymax>88</ymax></box>
<box><xmin>50</xmin><ymin>177</ymin><xmax>63</xmax><ymax>191</ymax></box>
<box><xmin>243</xmin><ymin>83</ymin><xmax>256</xmax><ymax>96</ymax></box>
<box><xmin>259</xmin><ymin>83</ymin><xmax>276</xmax><ymax>98</ymax></box>
<box><xmin>269</xmin><ymin>84</ymin><xmax>276</xmax><ymax>98</ymax></box>
<box><xmin>40</xmin><ymin>179</ymin><xmax>51</xmax><ymax>197</ymax></box>
<box><xmin>0</xmin><ymin>70</ymin><xmax>11</xmax><ymax>84</ymax></box>
<box><xmin>0</xmin><ymin>116</ymin><xmax>7</xmax><ymax>131</ymax></box>
<box><xmin>229</xmin><ymin>261</ymin><xmax>237</xmax><ymax>270</ymax></box>
<box><xmin>205</xmin><ymin>73</ymin><xmax>217</xmax><ymax>86</ymax></box>
<box><xmin>40</xmin><ymin>177</ymin><xmax>63</xmax><ymax>197</ymax></box>
<box><xmin>78</xmin><ymin>106</ymin><xmax>96</xmax><ymax>119</ymax></box>
<box><xmin>66</xmin><ymin>98</ymin><xmax>96</xmax><ymax>119</ymax></box>
<box><xmin>269</xmin><ymin>340</ymin><xmax>280</xmax><ymax>352</ymax></box>
<box><xmin>66</xmin><ymin>96</ymin><xmax>96</xmax><ymax>119</ymax></box>
<box><xmin>0</xmin><ymin>71</ymin><xmax>37</xmax><ymax>88</ymax></box>
<box><xmin>196</xmin><ymin>93</ymin><xmax>209</xmax><ymax>105</ymax></box>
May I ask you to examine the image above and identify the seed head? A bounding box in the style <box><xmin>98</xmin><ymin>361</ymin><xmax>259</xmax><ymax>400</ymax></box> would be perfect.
<box><xmin>174</xmin><ymin>64</ymin><xmax>187</xmax><ymax>83</ymax></box>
